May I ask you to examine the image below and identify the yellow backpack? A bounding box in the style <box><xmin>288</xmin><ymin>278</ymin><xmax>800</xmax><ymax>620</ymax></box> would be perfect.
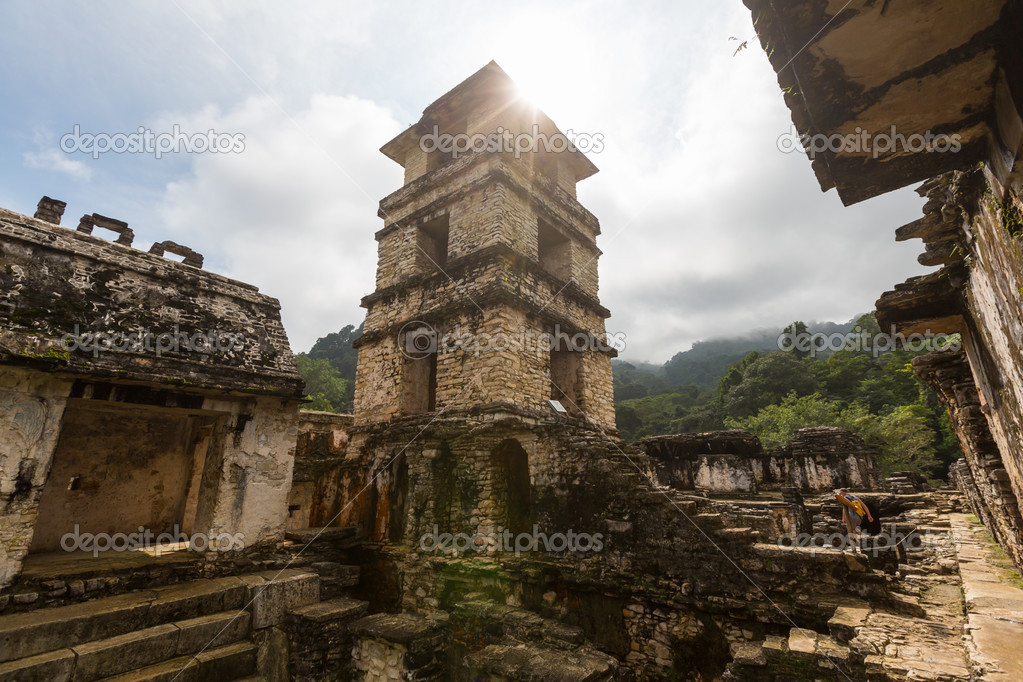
<box><xmin>848</xmin><ymin>496</ymin><xmax>868</xmax><ymax>517</ymax></box>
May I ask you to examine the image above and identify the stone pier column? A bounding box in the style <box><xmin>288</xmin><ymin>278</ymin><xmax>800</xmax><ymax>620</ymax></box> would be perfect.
<box><xmin>0</xmin><ymin>367</ymin><xmax>74</xmax><ymax>588</ymax></box>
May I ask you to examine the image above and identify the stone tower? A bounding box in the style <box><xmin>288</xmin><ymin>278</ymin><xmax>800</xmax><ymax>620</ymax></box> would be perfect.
<box><xmin>342</xmin><ymin>62</ymin><xmax>616</xmax><ymax>554</ymax></box>
<box><xmin>351</xmin><ymin>61</ymin><xmax>615</xmax><ymax>430</ymax></box>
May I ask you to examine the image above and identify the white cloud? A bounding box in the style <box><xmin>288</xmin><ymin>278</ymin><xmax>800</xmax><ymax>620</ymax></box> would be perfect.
<box><xmin>23</xmin><ymin>148</ymin><xmax>93</xmax><ymax>180</ymax></box>
<box><xmin>155</xmin><ymin>93</ymin><xmax>404</xmax><ymax>352</ymax></box>
<box><xmin>3</xmin><ymin>0</ymin><xmax>933</xmax><ymax>361</ymax></box>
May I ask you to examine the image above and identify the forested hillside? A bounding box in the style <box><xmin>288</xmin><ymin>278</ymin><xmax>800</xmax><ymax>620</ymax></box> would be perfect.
<box><xmin>615</xmin><ymin>314</ymin><xmax>961</xmax><ymax>480</ymax></box>
<box><xmin>294</xmin><ymin>322</ymin><xmax>362</xmax><ymax>412</ymax></box>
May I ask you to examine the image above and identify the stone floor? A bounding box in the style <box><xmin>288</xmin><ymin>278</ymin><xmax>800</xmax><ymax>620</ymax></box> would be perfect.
<box><xmin>839</xmin><ymin>504</ymin><xmax>1023</xmax><ymax>681</ymax></box>
<box><xmin>726</xmin><ymin>497</ymin><xmax>1023</xmax><ymax>680</ymax></box>
<box><xmin>950</xmin><ymin>513</ymin><xmax>1023</xmax><ymax>681</ymax></box>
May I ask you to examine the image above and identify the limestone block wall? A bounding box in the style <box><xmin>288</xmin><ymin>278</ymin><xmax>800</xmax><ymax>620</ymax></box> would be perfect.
<box><xmin>575</xmin><ymin>349</ymin><xmax>616</xmax><ymax>429</ymax></box>
<box><xmin>354</xmin><ymin>285</ymin><xmax>615</xmax><ymax>430</ymax></box>
<box><xmin>693</xmin><ymin>455</ymin><xmax>758</xmax><ymax>493</ymax></box>
<box><xmin>350</xmin><ymin>613</ymin><xmax>449</xmax><ymax>681</ymax></box>
<box><xmin>769</xmin><ymin>427</ymin><xmax>881</xmax><ymax>491</ymax></box>
<box><xmin>361</xmin><ymin>248</ymin><xmax>608</xmax><ymax>341</ymax></box>
<box><xmin>351</xmin><ymin>335</ymin><xmax>404</xmax><ymax>422</ymax></box>
<box><xmin>343</xmin><ymin>418</ymin><xmax>634</xmax><ymax>550</ymax></box>
<box><xmin>375</xmin><ymin>154</ymin><xmax>601</xmax><ymax>296</ymax></box>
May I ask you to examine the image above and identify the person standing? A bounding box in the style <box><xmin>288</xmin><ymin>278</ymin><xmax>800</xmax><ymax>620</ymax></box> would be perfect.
<box><xmin>835</xmin><ymin>489</ymin><xmax>873</xmax><ymax>538</ymax></box>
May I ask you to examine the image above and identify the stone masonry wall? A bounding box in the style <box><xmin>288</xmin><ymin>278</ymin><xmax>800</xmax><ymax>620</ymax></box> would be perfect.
<box><xmin>878</xmin><ymin>168</ymin><xmax>1023</xmax><ymax>571</ymax></box>
<box><xmin>916</xmin><ymin>347</ymin><xmax>1023</xmax><ymax>568</ymax></box>
<box><xmin>359</xmin><ymin>417</ymin><xmax>890</xmax><ymax>679</ymax></box>
<box><xmin>639</xmin><ymin>428</ymin><xmax>880</xmax><ymax>494</ymax></box>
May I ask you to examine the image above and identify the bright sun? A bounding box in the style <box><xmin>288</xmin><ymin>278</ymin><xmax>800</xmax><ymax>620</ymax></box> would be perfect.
<box><xmin>490</xmin><ymin>35</ymin><xmax>596</xmax><ymax>128</ymax></box>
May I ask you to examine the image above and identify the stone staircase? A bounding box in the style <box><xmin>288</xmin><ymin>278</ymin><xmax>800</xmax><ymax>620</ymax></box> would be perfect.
<box><xmin>0</xmin><ymin>569</ymin><xmax>334</xmax><ymax>681</ymax></box>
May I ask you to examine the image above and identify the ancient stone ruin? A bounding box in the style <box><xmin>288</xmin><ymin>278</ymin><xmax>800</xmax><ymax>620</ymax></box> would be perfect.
<box><xmin>746</xmin><ymin>0</ymin><xmax>1023</xmax><ymax>577</ymax></box>
<box><xmin>639</xmin><ymin>428</ymin><xmax>881</xmax><ymax>495</ymax></box>
<box><xmin>0</xmin><ymin>199</ymin><xmax>304</xmax><ymax>590</ymax></box>
<box><xmin>2</xmin><ymin>15</ymin><xmax>1023</xmax><ymax>679</ymax></box>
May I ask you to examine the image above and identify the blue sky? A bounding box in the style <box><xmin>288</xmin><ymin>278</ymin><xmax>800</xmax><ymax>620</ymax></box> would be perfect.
<box><xmin>0</xmin><ymin>1</ymin><xmax>931</xmax><ymax>362</ymax></box>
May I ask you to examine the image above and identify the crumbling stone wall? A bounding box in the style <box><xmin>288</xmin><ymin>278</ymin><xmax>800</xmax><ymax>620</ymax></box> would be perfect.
<box><xmin>0</xmin><ymin>367</ymin><xmax>73</xmax><ymax>586</ymax></box>
<box><xmin>0</xmin><ymin>206</ymin><xmax>300</xmax><ymax>393</ymax></box>
<box><xmin>877</xmin><ymin>169</ymin><xmax>1023</xmax><ymax>571</ymax></box>
<box><xmin>639</xmin><ymin>428</ymin><xmax>880</xmax><ymax>494</ymax></box>
<box><xmin>374</xmin><ymin>415</ymin><xmax>891</xmax><ymax>679</ymax></box>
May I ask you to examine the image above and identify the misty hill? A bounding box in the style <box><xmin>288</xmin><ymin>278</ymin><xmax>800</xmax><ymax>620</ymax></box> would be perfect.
<box><xmin>613</xmin><ymin>318</ymin><xmax>861</xmax><ymax>399</ymax></box>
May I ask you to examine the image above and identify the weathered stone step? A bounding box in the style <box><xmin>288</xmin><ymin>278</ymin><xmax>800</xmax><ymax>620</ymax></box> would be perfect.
<box><xmin>692</xmin><ymin>513</ymin><xmax>724</xmax><ymax>528</ymax></box>
<box><xmin>97</xmin><ymin>641</ymin><xmax>257</xmax><ymax>682</ymax></box>
<box><xmin>288</xmin><ymin>596</ymin><xmax>368</xmax><ymax>623</ymax></box>
<box><xmin>714</xmin><ymin>527</ymin><xmax>754</xmax><ymax>538</ymax></box>
<box><xmin>0</xmin><ymin>570</ymin><xmax>317</xmax><ymax>665</ymax></box>
<box><xmin>0</xmin><ymin>648</ymin><xmax>76</xmax><ymax>682</ymax></box>
<box><xmin>0</xmin><ymin>576</ymin><xmax>252</xmax><ymax>664</ymax></box>
<box><xmin>287</xmin><ymin>597</ymin><xmax>369</xmax><ymax>679</ymax></box>
<box><xmin>85</xmin><ymin>610</ymin><xmax>254</xmax><ymax>679</ymax></box>
<box><xmin>73</xmin><ymin>623</ymin><xmax>183</xmax><ymax>681</ymax></box>
<box><xmin>0</xmin><ymin>612</ymin><xmax>252</xmax><ymax>682</ymax></box>
<box><xmin>827</xmin><ymin>604</ymin><xmax>871</xmax><ymax>643</ymax></box>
